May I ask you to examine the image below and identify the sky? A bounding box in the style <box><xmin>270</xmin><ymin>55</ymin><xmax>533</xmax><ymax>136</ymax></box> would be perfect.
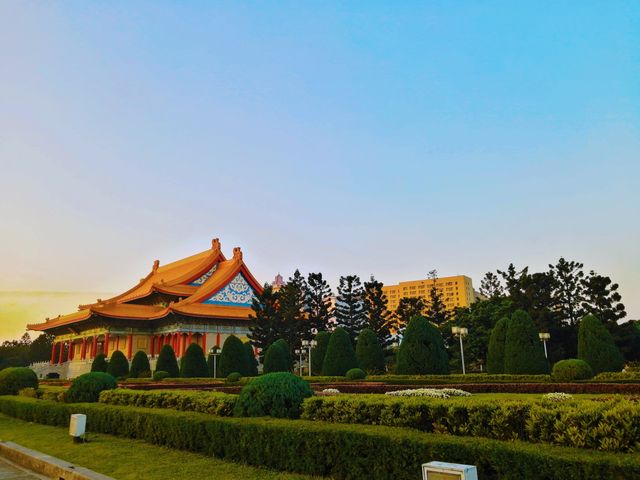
<box><xmin>0</xmin><ymin>1</ymin><xmax>638</xmax><ymax>341</ymax></box>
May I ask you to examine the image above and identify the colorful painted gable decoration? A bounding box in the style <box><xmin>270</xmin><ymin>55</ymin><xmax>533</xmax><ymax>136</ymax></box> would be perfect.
<box><xmin>203</xmin><ymin>272</ymin><xmax>256</xmax><ymax>307</ymax></box>
<box><xmin>189</xmin><ymin>263</ymin><xmax>218</xmax><ymax>286</ymax></box>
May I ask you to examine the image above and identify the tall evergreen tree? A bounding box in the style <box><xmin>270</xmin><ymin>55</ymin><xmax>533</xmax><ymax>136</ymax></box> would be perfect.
<box><xmin>278</xmin><ymin>270</ymin><xmax>308</xmax><ymax>347</ymax></box>
<box><xmin>479</xmin><ymin>272</ymin><xmax>504</xmax><ymax>299</ymax></box>
<box><xmin>549</xmin><ymin>257</ymin><xmax>585</xmax><ymax>327</ymax></box>
<box><xmin>310</xmin><ymin>331</ymin><xmax>331</xmax><ymax>375</ymax></box>
<box><xmin>334</xmin><ymin>275</ymin><xmax>367</xmax><ymax>344</ymax></box>
<box><xmin>486</xmin><ymin>317</ymin><xmax>509</xmax><ymax>374</ymax></box>
<box><xmin>578</xmin><ymin>314</ymin><xmax>624</xmax><ymax>374</ymax></box>
<box><xmin>248</xmin><ymin>283</ymin><xmax>281</xmax><ymax>360</ymax></box>
<box><xmin>395</xmin><ymin>316</ymin><xmax>449</xmax><ymax>375</ymax></box>
<box><xmin>321</xmin><ymin>328</ymin><xmax>359</xmax><ymax>376</ymax></box>
<box><xmin>425</xmin><ymin>270</ymin><xmax>448</xmax><ymax>326</ymax></box>
<box><xmin>503</xmin><ymin>310</ymin><xmax>549</xmax><ymax>375</ymax></box>
<box><xmin>218</xmin><ymin>335</ymin><xmax>249</xmax><ymax>377</ymax></box>
<box><xmin>395</xmin><ymin>297</ymin><xmax>425</xmax><ymax>334</ymax></box>
<box><xmin>580</xmin><ymin>271</ymin><xmax>626</xmax><ymax>324</ymax></box>
<box><xmin>107</xmin><ymin>350</ymin><xmax>130</xmax><ymax>378</ymax></box>
<box><xmin>129</xmin><ymin>350</ymin><xmax>151</xmax><ymax>378</ymax></box>
<box><xmin>180</xmin><ymin>344</ymin><xmax>209</xmax><ymax>377</ymax></box>
<box><xmin>243</xmin><ymin>342</ymin><xmax>259</xmax><ymax>376</ymax></box>
<box><xmin>363</xmin><ymin>276</ymin><xmax>394</xmax><ymax>348</ymax></box>
<box><xmin>155</xmin><ymin>345</ymin><xmax>179</xmax><ymax>377</ymax></box>
<box><xmin>305</xmin><ymin>272</ymin><xmax>333</xmax><ymax>335</ymax></box>
<box><xmin>355</xmin><ymin>328</ymin><xmax>385</xmax><ymax>374</ymax></box>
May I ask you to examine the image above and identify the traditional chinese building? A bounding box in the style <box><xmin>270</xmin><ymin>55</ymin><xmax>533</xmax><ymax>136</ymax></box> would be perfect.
<box><xmin>27</xmin><ymin>239</ymin><xmax>263</xmax><ymax>378</ymax></box>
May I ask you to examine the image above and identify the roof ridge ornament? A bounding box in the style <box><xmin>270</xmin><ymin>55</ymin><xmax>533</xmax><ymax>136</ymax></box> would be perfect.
<box><xmin>233</xmin><ymin>247</ymin><xmax>243</xmax><ymax>261</ymax></box>
<box><xmin>153</xmin><ymin>260</ymin><xmax>160</xmax><ymax>272</ymax></box>
<box><xmin>212</xmin><ymin>238</ymin><xmax>220</xmax><ymax>251</ymax></box>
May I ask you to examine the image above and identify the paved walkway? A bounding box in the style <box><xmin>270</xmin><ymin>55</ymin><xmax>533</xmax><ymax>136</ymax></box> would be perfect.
<box><xmin>0</xmin><ymin>457</ymin><xmax>46</xmax><ymax>479</ymax></box>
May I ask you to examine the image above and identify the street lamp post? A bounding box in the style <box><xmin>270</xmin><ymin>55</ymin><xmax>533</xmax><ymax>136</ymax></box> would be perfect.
<box><xmin>539</xmin><ymin>332</ymin><xmax>551</xmax><ymax>359</ymax></box>
<box><xmin>295</xmin><ymin>348</ymin><xmax>304</xmax><ymax>376</ymax></box>
<box><xmin>452</xmin><ymin>327</ymin><xmax>469</xmax><ymax>375</ymax></box>
<box><xmin>301</xmin><ymin>339</ymin><xmax>317</xmax><ymax>376</ymax></box>
<box><xmin>209</xmin><ymin>346</ymin><xmax>220</xmax><ymax>378</ymax></box>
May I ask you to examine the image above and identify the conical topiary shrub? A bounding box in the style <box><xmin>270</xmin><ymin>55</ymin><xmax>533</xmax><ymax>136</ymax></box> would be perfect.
<box><xmin>106</xmin><ymin>350</ymin><xmax>129</xmax><ymax>379</ymax></box>
<box><xmin>504</xmin><ymin>310</ymin><xmax>549</xmax><ymax>375</ymax></box>
<box><xmin>322</xmin><ymin>328</ymin><xmax>359</xmax><ymax>376</ymax></box>
<box><xmin>263</xmin><ymin>341</ymin><xmax>291</xmax><ymax>374</ymax></box>
<box><xmin>244</xmin><ymin>343</ymin><xmax>258</xmax><ymax>376</ymax></box>
<box><xmin>310</xmin><ymin>331</ymin><xmax>330</xmax><ymax>375</ymax></box>
<box><xmin>155</xmin><ymin>344</ymin><xmax>179</xmax><ymax>378</ymax></box>
<box><xmin>129</xmin><ymin>350</ymin><xmax>151</xmax><ymax>378</ymax></box>
<box><xmin>274</xmin><ymin>339</ymin><xmax>293</xmax><ymax>371</ymax></box>
<box><xmin>218</xmin><ymin>335</ymin><xmax>248</xmax><ymax>378</ymax></box>
<box><xmin>180</xmin><ymin>343</ymin><xmax>209</xmax><ymax>377</ymax></box>
<box><xmin>395</xmin><ymin>316</ymin><xmax>449</xmax><ymax>375</ymax></box>
<box><xmin>91</xmin><ymin>353</ymin><xmax>108</xmax><ymax>373</ymax></box>
<box><xmin>356</xmin><ymin>328</ymin><xmax>385</xmax><ymax>374</ymax></box>
<box><xmin>578</xmin><ymin>314</ymin><xmax>624</xmax><ymax>374</ymax></box>
<box><xmin>487</xmin><ymin>317</ymin><xmax>509</xmax><ymax>374</ymax></box>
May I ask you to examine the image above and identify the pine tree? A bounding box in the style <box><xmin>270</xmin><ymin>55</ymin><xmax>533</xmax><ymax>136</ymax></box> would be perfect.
<box><xmin>395</xmin><ymin>297</ymin><xmax>426</xmax><ymax>334</ymax></box>
<box><xmin>243</xmin><ymin>342</ymin><xmax>258</xmax><ymax>376</ymax></box>
<box><xmin>248</xmin><ymin>283</ymin><xmax>281</xmax><ymax>360</ymax></box>
<box><xmin>263</xmin><ymin>341</ymin><xmax>291</xmax><ymax>373</ymax></box>
<box><xmin>355</xmin><ymin>328</ymin><xmax>385</xmax><ymax>374</ymax></box>
<box><xmin>504</xmin><ymin>310</ymin><xmax>549</xmax><ymax>374</ymax></box>
<box><xmin>321</xmin><ymin>328</ymin><xmax>359</xmax><ymax>376</ymax></box>
<box><xmin>305</xmin><ymin>272</ymin><xmax>333</xmax><ymax>334</ymax></box>
<box><xmin>425</xmin><ymin>270</ymin><xmax>448</xmax><ymax>326</ymax></box>
<box><xmin>578</xmin><ymin>314</ymin><xmax>624</xmax><ymax>374</ymax></box>
<box><xmin>335</xmin><ymin>275</ymin><xmax>367</xmax><ymax>344</ymax></box>
<box><xmin>581</xmin><ymin>271</ymin><xmax>626</xmax><ymax>324</ymax></box>
<box><xmin>395</xmin><ymin>316</ymin><xmax>449</xmax><ymax>375</ymax></box>
<box><xmin>129</xmin><ymin>350</ymin><xmax>151</xmax><ymax>378</ymax></box>
<box><xmin>549</xmin><ymin>257</ymin><xmax>585</xmax><ymax>326</ymax></box>
<box><xmin>107</xmin><ymin>350</ymin><xmax>130</xmax><ymax>378</ymax></box>
<box><xmin>91</xmin><ymin>353</ymin><xmax>108</xmax><ymax>373</ymax></box>
<box><xmin>310</xmin><ymin>331</ymin><xmax>330</xmax><ymax>375</ymax></box>
<box><xmin>218</xmin><ymin>335</ymin><xmax>249</xmax><ymax>377</ymax></box>
<box><xmin>363</xmin><ymin>276</ymin><xmax>394</xmax><ymax>348</ymax></box>
<box><xmin>155</xmin><ymin>345</ymin><xmax>179</xmax><ymax>377</ymax></box>
<box><xmin>180</xmin><ymin>344</ymin><xmax>209</xmax><ymax>377</ymax></box>
<box><xmin>278</xmin><ymin>270</ymin><xmax>308</xmax><ymax>348</ymax></box>
<box><xmin>479</xmin><ymin>272</ymin><xmax>504</xmax><ymax>299</ymax></box>
<box><xmin>486</xmin><ymin>317</ymin><xmax>509</xmax><ymax>374</ymax></box>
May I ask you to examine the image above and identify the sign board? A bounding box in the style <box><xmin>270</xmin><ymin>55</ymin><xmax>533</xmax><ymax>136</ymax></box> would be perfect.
<box><xmin>69</xmin><ymin>413</ymin><xmax>86</xmax><ymax>437</ymax></box>
<box><xmin>422</xmin><ymin>462</ymin><xmax>478</xmax><ymax>480</ymax></box>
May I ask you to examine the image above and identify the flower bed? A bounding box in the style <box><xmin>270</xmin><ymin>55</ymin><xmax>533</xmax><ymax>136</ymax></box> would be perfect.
<box><xmin>385</xmin><ymin>388</ymin><xmax>471</xmax><ymax>398</ymax></box>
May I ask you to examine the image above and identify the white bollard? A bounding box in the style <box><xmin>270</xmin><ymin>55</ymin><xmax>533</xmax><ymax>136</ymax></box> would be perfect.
<box><xmin>422</xmin><ymin>462</ymin><xmax>478</xmax><ymax>480</ymax></box>
<box><xmin>69</xmin><ymin>414</ymin><xmax>86</xmax><ymax>443</ymax></box>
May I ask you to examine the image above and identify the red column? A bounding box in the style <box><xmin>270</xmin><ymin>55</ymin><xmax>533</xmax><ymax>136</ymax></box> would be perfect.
<box><xmin>127</xmin><ymin>334</ymin><xmax>133</xmax><ymax>360</ymax></box>
<box><xmin>201</xmin><ymin>332</ymin><xmax>207</xmax><ymax>354</ymax></box>
<box><xmin>116</xmin><ymin>336</ymin><xmax>120</xmax><ymax>352</ymax></box>
<box><xmin>50</xmin><ymin>342</ymin><xmax>57</xmax><ymax>365</ymax></box>
<box><xmin>80</xmin><ymin>338</ymin><xmax>87</xmax><ymax>360</ymax></box>
<box><xmin>216</xmin><ymin>333</ymin><xmax>221</xmax><ymax>347</ymax></box>
<box><xmin>173</xmin><ymin>333</ymin><xmax>178</xmax><ymax>353</ymax></box>
<box><xmin>181</xmin><ymin>334</ymin><xmax>187</xmax><ymax>355</ymax></box>
<box><xmin>68</xmin><ymin>341</ymin><xmax>73</xmax><ymax>361</ymax></box>
<box><xmin>58</xmin><ymin>341</ymin><xmax>64</xmax><ymax>364</ymax></box>
<box><xmin>92</xmin><ymin>336</ymin><xmax>98</xmax><ymax>358</ymax></box>
<box><xmin>104</xmin><ymin>333</ymin><xmax>110</xmax><ymax>357</ymax></box>
<box><xmin>149</xmin><ymin>335</ymin><xmax>155</xmax><ymax>357</ymax></box>
<box><xmin>187</xmin><ymin>331</ymin><xmax>193</xmax><ymax>346</ymax></box>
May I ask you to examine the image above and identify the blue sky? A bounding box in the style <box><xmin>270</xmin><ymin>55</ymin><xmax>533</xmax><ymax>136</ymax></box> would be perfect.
<box><xmin>0</xmin><ymin>1</ymin><xmax>638</xmax><ymax>336</ymax></box>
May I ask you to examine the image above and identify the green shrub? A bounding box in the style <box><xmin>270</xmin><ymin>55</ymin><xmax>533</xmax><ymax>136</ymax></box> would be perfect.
<box><xmin>39</xmin><ymin>386</ymin><xmax>67</xmax><ymax>402</ymax></box>
<box><xmin>155</xmin><ymin>345</ymin><xmax>179</xmax><ymax>378</ymax></box>
<box><xmin>107</xmin><ymin>350</ymin><xmax>130</xmax><ymax>378</ymax></box>
<box><xmin>129</xmin><ymin>350</ymin><xmax>151</xmax><ymax>379</ymax></box>
<box><xmin>552</xmin><ymin>359</ymin><xmax>594</xmax><ymax>382</ymax></box>
<box><xmin>504</xmin><ymin>310</ymin><xmax>549</xmax><ymax>375</ymax></box>
<box><xmin>219</xmin><ymin>335</ymin><xmax>249</xmax><ymax>377</ymax></box>
<box><xmin>578</xmin><ymin>314</ymin><xmax>624</xmax><ymax>374</ymax></box>
<box><xmin>226</xmin><ymin>372</ymin><xmax>242</xmax><ymax>383</ymax></box>
<box><xmin>153</xmin><ymin>370</ymin><xmax>169</xmax><ymax>381</ymax></box>
<box><xmin>356</xmin><ymin>328</ymin><xmax>385</xmax><ymax>374</ymax></box>
<box><xmin>234</xmin><ymin>372</ymin><xmax>313</xmax><ymax>419</ymax></box>
<box><xmin>66</xmin><ymin>372</ymin><xmax>116</xmax><ymax>403</ymax></box>
<box><xmin>18</xmin><ymin>387</ymin><xmax>38</xmax><ymax>398</ymax></box>
<box><xmin>346</xmin><ymin>368</ymin><xmax>366</xmax><ymax>380</ymax></box>
<box><xmin>91</xmin><ymin>353</ymin><xmax>108</xmax><ymax>373</ymax></box>
<box><xmin>274</xmin><ymin>339</ymin><xmax>293</xmax><ymax>370</ymax></box>
<box><xmin>310</xmin><ymin>331</ymin><xmax>330</xmax><ymax>375</ymax></box>
<box><xmin>0</xmin><ymin>367</ymin><xmax>38</xmax><ymax>395</ymax></box>
<box><xmin>1</xmin><ymin>396</ymin><xmax>639</xmax><ymax>480</ymax></box>
<box><xmin>263</xmin><ymin>341</ymin><xmax>291</xmax><ymax>373</ymax></box>
<box><xmin>396</xmin><ymin>317</ymin><xmax>449</xmax><ymax>375</ymax></box>
<box><xmin>487</xmin><ymin>317</ymin><xmax>509</xmax><ymax>374</ymax></box>
<box><xmin>322</xmin><ymin>328</ymin><xmax>359</xmax><ymax>376</ymax></box>
<box><xmin>243</xmin><ymin>343</ymin><xmax>258</xmax><ymax>376</ymax></box>
<box><xmin>180</xmin><ymin>344</ymin><xmax>209</xmax><ymax>378</ymax></box>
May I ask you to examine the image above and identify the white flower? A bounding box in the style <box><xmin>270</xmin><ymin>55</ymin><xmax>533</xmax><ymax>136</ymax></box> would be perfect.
<box><xmin>385</xmin><ymin>388</ymin><xmax>471</xmax><ymax>398</ymax></box>
<box><xmin>321</xmin><ymin>388</ymin><xmax>341</xmax><ymax>395</ymax></box>
<box><xmin>542</xmin><ymin>392</ymin><xmax>573</xmax><ymax>402</ymax></box>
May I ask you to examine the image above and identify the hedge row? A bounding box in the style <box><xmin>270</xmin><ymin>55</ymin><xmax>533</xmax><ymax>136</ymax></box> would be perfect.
<box><xmin>301</xmin><ymin>395</ymin><xmax>640</xmax><ymax>452</ymax></box>
<box><xmin>304</xmin><ymin>374</ymin><xmax>553</xmax><ymax>384</ymax></box>
<box><xmin>99</xmin><ymin>389</ymin><xmax>235</xmax><ymax>416</ymax></box>
<box><xmin>0</xmin><ymin>396</ymin><xmax>639</xmax><ymax>480</ymax></box>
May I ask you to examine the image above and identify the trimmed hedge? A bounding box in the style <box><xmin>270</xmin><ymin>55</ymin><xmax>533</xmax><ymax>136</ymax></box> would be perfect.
<box><xmin>0</xmin><ymin>368</ymin><xmax>38</xmax><ymax>395</ymax></box>
<box><xmin>302</xmin><ymin>394</ymin><xmax>640</xmax><ymax>452</ymax></box>
<box><xmin>1</xmin><ymin>396</ymin><xmax>639</xmax><ymax>479</ymax></box>
<box><xmin>346</xmin><ymin>368</ymin><xmax>366</xmax><ymax>380</ymax></box>
<box><xmin>234</xmin><ymin>372</ymin><xmax>313</xmax><ymax>419</ymax></box>
<box><xmin>99</xmin><ymin>388</ymin><xmax>236</xmax><ymax>416</ymax></box>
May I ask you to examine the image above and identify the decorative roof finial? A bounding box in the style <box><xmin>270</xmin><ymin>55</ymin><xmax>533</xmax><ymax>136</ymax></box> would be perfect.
<box><xmin>211</xmin><ymin>238</ymin><xmax>220</xmax><ymax>251</ymax></box>
<box><xmin>153</xmin><ymin>260</ymin><xmax>160</xmax><ymax>272</ymax></box>
<box><xmin>233</xmin><ymin>247</ymin><xmax>243</xmax><ymax>261</ymax></box>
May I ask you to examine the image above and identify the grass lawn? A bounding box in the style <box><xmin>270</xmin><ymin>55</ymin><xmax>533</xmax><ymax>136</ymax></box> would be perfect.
<box><xmin>0</xmin><ymin>414</ymin><xmax>323</xmax><ymax>480</ymax></box>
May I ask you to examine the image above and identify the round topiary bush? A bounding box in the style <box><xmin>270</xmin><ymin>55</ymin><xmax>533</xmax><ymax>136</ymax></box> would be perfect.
<box><xmin>346</xmin><ymin>367</ymin><xmax>366</xmax><ymax>380</ymax></box>
<box><xmin>552</xmin><ymin>359</ymin><xmax>594</xmax><ymax>382</ymax></box>
<box><xmin>226</xmin><ymin>372</ymin><xmax>242</xmax><ymax>383</ymax></box>
<box><xmin>0</xmin><ymin>367</ymin><xmax>38</xmax><ymax>395</ymax></box>
<box><xmin>91</xmin><ymin>353</ymin><xmax>108</xmax><ymax>373</ymax></box>
<box><xmin>66</xmin><ymin>372</ymin><xmax>117</xmax><ymax>403</ymax></box>
<box><xmin>129</xmin><ymin>350</ymin><xmax>151</xmax><ymax>379</ymax></box>
<box><xmin>234</xmin><ymin>372</ymin><xmax>313</xmax><ymax>419</ymax></box>
<box><xmin>106</xmin><ymin>350</ymin><xmax>129</xmax><ymax>379</ymax></box>
<box><xmin>153</xmin><ymin>370</ymin><xmax>169</xmax><ymax>381</ymax></box>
